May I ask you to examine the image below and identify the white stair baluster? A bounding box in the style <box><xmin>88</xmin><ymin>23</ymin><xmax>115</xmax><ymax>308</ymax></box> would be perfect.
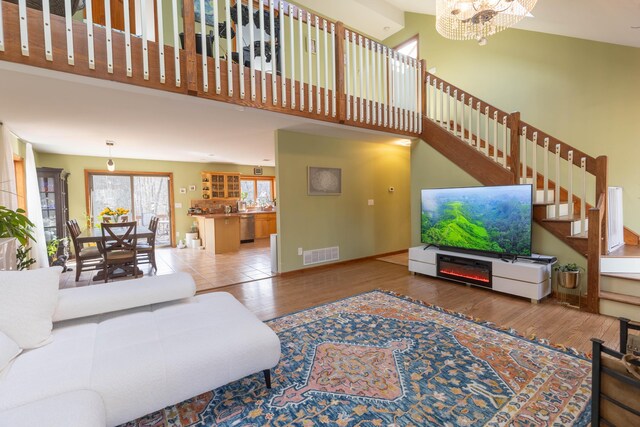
<box><xmin>365</xmin><ymin>38</ymin><xmax>370</xmax><ymax>124</ymax></box>
<box><xmin>468</xmin><ymin>97</ymin><xmax>473</xmax><ymax>145</ymax></box>
<box><xmin>315</xmin><ymin>16</ymin><xmax>320</xmax><ymax>113</ymax></box>
<box><xmin>502</xmin><ymin>116</ymin><xmax>508</xmax><ymax>166</ymax></box>
<box><xmin>18</xmin><ymin>0</ymin><xmax>29</xmax><ymax>56</ymax></box>
<box><xmin>324</xmin><ymin>19</ymin><xmax>329</xmax><ymax>116</ymax></box>
<box><xmin>383</xmin><ymin>47</ymin><xmax>388</xmax><ymax>127</ymax></box>
<box><xmin>171</xmin><ymin>0</ymin><xmax>181</xmax><ymax>86</ymax></box>
<box><xmin>352</xmin><ymin>32</ymin><xmax>358</xmax><ymax>121</ymax></box>
<box><xmin>418</xmin><ymin>61</ymin><xmax>423</xmax><ymax>133</ymax></box>
<box><xmin>84</xmin><ymin>0</ymin><xmax>93</xmax><ymax>67</ymax></box>
<box><xmin>0</xmin><ymin>0</ymin><xmax>4</xmax><ymax>52</ymax></box>
<box><xmin>141</xmin><ymin>0</ymin><xmax>149</xmax><ymax>80</ymax></box>
<box><xmin>426</xmin><ymin>75</ymin><xmax>431</xmax><ymax>120</ymax></box>
<box><xmin>287</xmin><ymin>6</ymin><xmax>294</xmax><ymax>106</ymax></box>
<box><xmin>156</xmin><ymin>0</ymin><xmax>166</xmax><ymax>83</ymax></box>
<box><xmin>249</xmin><ymin>0</ymin><xmax>256</xmax><ymax>100</ymax></box>
<box><xmin>124</xmin><ymin>0</ymin><xmax>132</xmax><ymax>76</ymax></box>
<box><xmin>104</xmin><ymin>0</ymin><xmax>113</xmax><ymax>72</ymax></box>
<box><xmin>345</xmin><ymin>30</ymin><xmax>351</xmax><ymax>120</ymax></box>
<box><xmin>484</xmin><ymin>107</ymin><xmax>489</xmax><ymax>157</ymax></box>
<box><xmin>439</xmin><ymin>82</ymin><xmax>444</xmax><ymax>130</ymax></box>
<box><xmin>237</xmin><ymin>0</ymin><xmax>245</xmax><ymax>98</ymax></box>
<box><xmin>63</xmin><ymin>0</ymin><xmax>74</xmax><ymax>64</ymax></box>
<box><xmin>580</xmin><ymin>158</ymin><xmax>587</xmax><ymax>234</ymax></box>
<box><xmin>453</xmin><ymin>90</ymin><xmax>458</xmax><ymax>136</ymax></box>
<box><xmin>307</xmin><ymin>13</ymin><xmax>313</xmax><ymax>112</ymax></box>
<box><xmin>532</xmin><ymin>132</ymin><xmax>538</xmax><ymax>196</ymax></box>
<box><xmin>567</xmin><ymin>150</ymin><xmax>574</xmax><ymax>216</ymax></box>
<box><xmin>371</xmin><ymin>42</ymin><xmax>377</xmax><ymax>125</ymax></box>
<box><xmin>521</xmin><ymin>127</ymin><xmax>527</xmax><ymax>184</ymax></box>
<box><xmin>543</xmin><ymin>137</ymin><xmax>550</xmax><ymax>203</ymax></box>
<box><xmin>475</xmin><ymin>101</ymin><xmax>481</xmax><ymax>149</ymax></box>
<box><xmin>280</xmin><ymin>4</ymin><xmax>287</xmax><ymax>104</ymax></box>
<box><xmin>42</xmin><ymin>0</ymin><xmax>52</xmax><ymax>61</ymax></box>
<box><xmin>492</xmin><ymin>111</ymin><xmax>498</xmax><ymax>162</ymax></box>
<box><xmin>260</xmin><ymin>2</ymin><xmax>267</xmax><ymax>102</ymax></box>
<box><xmin>298</xmin><ymin>8</ymin><xmax>304</xmax><ymax>110</ymax></box>
<box><xmin>460</xmin><ymin>94</ymin><xmax>465</xmax><ymax>135</ymax></box>
<box><xmin>331</xmin><ymin>23</ymin><xmax>336</xmax><ymax>117</ymax></box>
<box><xmin>270</xmin><ymin>1</ymin><xmax>277</xmax><ymax>104</ymax></box>
<box><xmin>201</xmin><ymin>0</ymin><xmax>209</xmax><ymax>91</ymax></box>
<box><xmin>446</xmin><ymin>86</ymin><xmax>451</xmax><ymax>132</ymax></box>
<box><xmin>555</xmin><ymin>143</ymin><xmax>561</xmax><ymax>218</ymax></box>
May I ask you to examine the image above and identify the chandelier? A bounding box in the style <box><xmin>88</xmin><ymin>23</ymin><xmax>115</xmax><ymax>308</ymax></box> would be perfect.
<box><xmin>436</xmin><ymin>0</ymin><xmax>538</xmax><ymax>45</ymax></box>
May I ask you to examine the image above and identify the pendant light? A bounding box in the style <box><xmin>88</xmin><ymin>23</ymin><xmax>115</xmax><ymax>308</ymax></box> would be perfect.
<box><xmin>106</xmin><ymin>141</ymin><xmax>116</xmax><ymax>172</ymax></box>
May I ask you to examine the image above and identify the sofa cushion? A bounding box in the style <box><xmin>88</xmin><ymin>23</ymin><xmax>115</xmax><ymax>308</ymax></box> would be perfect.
<box><xmin>0</xmin><ymin>331</ymin><xmax>21</xmax><ymax>373</ymax></box>
<box><xmin>0</xmin><ymin>390</ymin><xmax>106</xmax><ymax>427</ymax></box>
<box><xmin>0</xmin><ymin>291</ymin><xmax>281</xmax><ymax>426</ymax></box>
<box><xmin>0</xmin><ymin>267</ymin><xmax>61</xmax><ymax>349</ymax></box>
<box><xmin>53</xmin><ymin>272</ymin><xmax>196</xmax><ymax>322</ymax></box>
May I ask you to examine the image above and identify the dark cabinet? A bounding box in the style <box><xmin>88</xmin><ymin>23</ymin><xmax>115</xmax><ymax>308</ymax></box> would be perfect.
<box><xmin>37</xmin><ymin>167</ymin><xmax>70</xmax><ymax>243</ymax></box>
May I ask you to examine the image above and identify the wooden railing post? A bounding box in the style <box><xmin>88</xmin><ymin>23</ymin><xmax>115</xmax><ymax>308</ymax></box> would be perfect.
<box><xmin>585</xmin><ymin>193</ymin><xmax>605</xmax><ymax>314</ymax></box>
<box><xmin>595</xmin><ymin>155</ymin><xmax>608</xmax><ymax>254</ymax></box>
<box><xmin>508</xmin><ymin>111</ymin><xmax>521</xmax><ymax>184</ymax></box>
<box><xmin>420</xmin><ymin>59</ymin><xmax>427</xmax><ymax>135</ymax></box>
<box><xmin>335</xmin><ymin>21</ymin><xmax>346</xmax><ymax>123</ymax></box>
<box><xmin>182</xmin><ymin>0</ymin><xmax>198</xmax><ymax>94</ymax></box>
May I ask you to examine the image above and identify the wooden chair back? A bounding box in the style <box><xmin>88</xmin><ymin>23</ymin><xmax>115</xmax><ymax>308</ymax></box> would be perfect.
<box><xmin>100</xmin><ymin>221</ymin><xmax>138</xmax><ymax>253</ymax></box>
<box><xmin>66</xmin><ymin>220</ymin><xmax>82</xmax><ymax>254</ymax></box>
<box><xmin>620</xmin><ymin>318</ymin><xmax>640</xmax><ymax>355</ymax></box>
<box><xmin>591</xmin><ymin>338</ymin><xmax>640</xmax><ymax>426</ymax></box>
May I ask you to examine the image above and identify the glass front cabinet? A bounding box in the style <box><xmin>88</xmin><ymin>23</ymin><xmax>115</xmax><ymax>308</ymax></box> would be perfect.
<box><xmin>37</xmin><ymin>167</ymin><xmax>70</xmax><ymax>244</ymax></box>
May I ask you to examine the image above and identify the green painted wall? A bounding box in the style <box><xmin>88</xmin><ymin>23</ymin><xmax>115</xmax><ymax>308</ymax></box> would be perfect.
<box><xmin>275</xmin><ymin>130</ymin><xmax>410</xmax><ymax>272</ymax></box>
<box><xmin>35</xmin><ymin>152</ymin><xmax>273</xmax><ymax>243</ymax></box>
<box><xmin>386</xmin><ymin>13</ymin><xmax>640</xmax><ymax>237</ymax></box>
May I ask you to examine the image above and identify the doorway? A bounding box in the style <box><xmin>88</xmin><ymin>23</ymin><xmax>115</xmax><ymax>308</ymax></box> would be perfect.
<box><xmin>86</xmin><ymin>170</ymin><xmax>175</xmax><ymax>246</ymax></box>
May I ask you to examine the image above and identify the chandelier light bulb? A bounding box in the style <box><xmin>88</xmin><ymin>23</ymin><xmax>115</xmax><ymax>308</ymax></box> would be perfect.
<box><xmin>436</xmin><ymin>0</ymin><xmax>538</xmax><ymax>43</ymax></box>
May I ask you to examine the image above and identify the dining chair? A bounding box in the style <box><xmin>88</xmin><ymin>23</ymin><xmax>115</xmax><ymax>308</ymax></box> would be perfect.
<box><xmin>137</xmin><ymin>216</ymin><xmax>159</xmax><ymax>272</ymax></box>
<box><xmin>100</xmin><ymin>221</ymin><xmax>139</xmax><ymax>283</ymax></box>
<box><xmin>119</xmin><ymin>215</ymin><xmax>129</xmax><ymax>223</ymax></box>
<box><xmin>66</xmin><ymin>220</ymin><xmax>102</xmax><ymax>282</ymax></box>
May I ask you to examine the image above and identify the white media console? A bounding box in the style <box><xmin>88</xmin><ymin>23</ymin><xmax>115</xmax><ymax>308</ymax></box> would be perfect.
<box><xmin>408</xmin><ymin>246</ymin><xmax>552</xmax><ymax>303</ymax></box>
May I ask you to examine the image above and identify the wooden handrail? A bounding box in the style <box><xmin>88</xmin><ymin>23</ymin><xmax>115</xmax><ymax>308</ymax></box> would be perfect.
<box><xmin>182</xmin><ymin>0</ymin><xmax>197</xmax><ymax>94</ymax></box>
<box><xmin>425</xmin><ymin>72</ymin><xmax>510</xmax><ymax>123</ymax></box>
<box><xmin>585</xmin><ymin>192</ymin><xmax>606</xmax><ymax>314</ymax></box>
<box><xmin>508</xmin><ymin>111</ymin><xmax>521</xmax><ymax>184</ymax></box>
<box><xmin>335</xmin><ymin>21</ymin><xmax>346</xmax><ymax>124</ymax></box>
<box><xmin>519</xmin><ymin>121</ymin><xmax>597</xmax><ymax>174</ymax></box>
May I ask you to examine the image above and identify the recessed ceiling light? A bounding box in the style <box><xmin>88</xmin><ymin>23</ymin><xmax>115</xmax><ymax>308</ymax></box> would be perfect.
<box><xmin>208</xmin><ymin>153</ymin><xmax>216</xmax><ymax>157</ymax></box>
<box><xmin>384</xmin><ymin>26</ymin><xmax>391</xmax><ymax>31</ymax></box>
<box><xmin>263</xmin><ymin>158</ymin><xmax>271</xmax><ymax>161</ymax></box>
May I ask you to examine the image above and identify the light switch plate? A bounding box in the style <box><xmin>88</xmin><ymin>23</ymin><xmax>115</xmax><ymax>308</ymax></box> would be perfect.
<box><xmin>175</xmin><ymin>202</ymin><xmax>182</xmax><ymax>209</ymax></box>
<box><xmin>368</xmin><ymin>199</ymin><xmax>374</xmax><ymax>206</ymax></box>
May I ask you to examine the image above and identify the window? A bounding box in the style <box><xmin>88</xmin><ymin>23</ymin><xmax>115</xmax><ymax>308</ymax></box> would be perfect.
<box><xmin>240</xmin><ymin>177</ymin><xmax>275</xmax><ymax>205</ymax></box>
<box><xmin>396</xmin><ymin>36</ymin><xmax>418</xmax><ymax>60</ymax></box>
<box><xmin>86</xmin><ymin>171</ymin><xmax>174</xmax><ymax>246</ymax></box>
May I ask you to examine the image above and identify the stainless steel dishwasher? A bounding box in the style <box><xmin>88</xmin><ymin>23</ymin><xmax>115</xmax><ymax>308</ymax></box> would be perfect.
<box><xmin>240</xmin><ymin>214</ymin><xmax>255</xmax><ymax>243</ymax></box>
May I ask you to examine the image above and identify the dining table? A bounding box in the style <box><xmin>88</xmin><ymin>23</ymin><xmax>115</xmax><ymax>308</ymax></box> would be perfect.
<box><xmin>77</xmin><ymin>225</ymin><xmax>154</xmax><ymax>281</ymax></box>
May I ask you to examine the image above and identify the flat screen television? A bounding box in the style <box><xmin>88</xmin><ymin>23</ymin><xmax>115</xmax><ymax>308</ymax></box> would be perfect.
<box><xmin>420</xmin><ymin>184</ymin><xmax>533</xmax><ymax>257</ymax></box>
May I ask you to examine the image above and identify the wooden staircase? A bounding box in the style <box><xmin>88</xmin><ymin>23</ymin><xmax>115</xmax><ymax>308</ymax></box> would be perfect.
<box><xmin>422</xmin><ymin>74</ymin><xmax>640</xmax><ymax>318</ymax></box>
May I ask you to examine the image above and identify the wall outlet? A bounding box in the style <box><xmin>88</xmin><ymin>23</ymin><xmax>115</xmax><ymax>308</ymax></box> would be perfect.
<box><xmin>175</xmin><ymin>202</ymin><xmax>182</xmax><ymax>208</ymax></box>
<box><xmin>368</xmin><ymin>199</ymin><xmax>374</xmax><ymax>206</ymax></box>
<box><xmin>298</xmin><ymin>247</ymin><xmax>303</xmax><ymax>256</ymax></box>
<box><xmin>388</xmin><ymin>187</ymin><xmax>395</xmax><ymax>193</ymax></box>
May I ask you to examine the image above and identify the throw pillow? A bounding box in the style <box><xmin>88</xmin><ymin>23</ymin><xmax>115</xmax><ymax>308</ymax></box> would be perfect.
<box><xmin>0</xmin><ymin>267</ymin><xmax>62</xmax><ymax>349</ymax></box>
<box><xmin>0</xmin><ymin>331</ymin><xmax>21</xmax><ymax>373</ymax></box>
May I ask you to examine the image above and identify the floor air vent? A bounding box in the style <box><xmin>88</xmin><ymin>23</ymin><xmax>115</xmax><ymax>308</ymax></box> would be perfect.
<box><xmin>303</xmin><ymin>246</ymin><xmax>339</xmax><ymax>266</ymax></box>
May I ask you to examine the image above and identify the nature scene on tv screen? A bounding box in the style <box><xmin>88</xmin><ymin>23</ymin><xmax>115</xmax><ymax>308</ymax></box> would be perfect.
<box><xmin>421</xmin><ymin>185</ymin><xmax>532</xmax><ymax>256</ymax></box>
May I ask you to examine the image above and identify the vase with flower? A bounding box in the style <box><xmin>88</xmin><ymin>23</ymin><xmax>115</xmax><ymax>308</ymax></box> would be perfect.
<box><xmin>100</xmin><ymin>207</ymin><xmax>130</xmax><ymax>223</ymax></box>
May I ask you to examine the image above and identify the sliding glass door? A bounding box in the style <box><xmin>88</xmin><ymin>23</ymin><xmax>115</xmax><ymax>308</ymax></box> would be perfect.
<box><xmin>89</xmin><ymin>172</ymin><xmax>173</xmax><ymax>246</ymax></box>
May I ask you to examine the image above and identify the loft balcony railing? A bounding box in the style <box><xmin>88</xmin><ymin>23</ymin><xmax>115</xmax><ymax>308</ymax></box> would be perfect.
<box><xmin>0</xmin><ymin>0</ymin><xmax>422</xmax><ymax>136</ymax></box>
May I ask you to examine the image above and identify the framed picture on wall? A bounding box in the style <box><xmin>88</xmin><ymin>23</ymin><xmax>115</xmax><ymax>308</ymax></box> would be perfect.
<box><xmin>189</xmin><ymin>185</ymin><xmax>196</xmax><ymax>192</ymax></box>
<box><xmin>308</xmin><ymin>167</ymin><xmax>341</xmax><ymax>195</ymax></box>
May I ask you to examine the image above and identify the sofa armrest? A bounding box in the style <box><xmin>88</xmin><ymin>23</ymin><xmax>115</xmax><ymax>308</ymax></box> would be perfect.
<box><xmin>53</xmin><ymin>272</ymin><xmax>196</xmax><ymax>322</ymax></box>
<box><xmin>0</xmin><ymin>390</ymin><xmax>106</xmax><ymax>427</ymax></box>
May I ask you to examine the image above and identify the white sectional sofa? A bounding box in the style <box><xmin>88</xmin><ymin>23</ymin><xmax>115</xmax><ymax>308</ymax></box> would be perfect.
<box><xmin>0</xmin><ymin>271</ymin><xmax>281</xmax><ymax>427</ymax></box>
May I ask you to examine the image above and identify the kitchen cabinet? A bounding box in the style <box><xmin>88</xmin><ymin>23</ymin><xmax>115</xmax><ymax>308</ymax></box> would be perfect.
<box><xmin>196</xmin><ymin>215</ymin><xmax>240</xmax><ymax>254</ymax></box>
<box><xmin>254</xmin><ymin>213</ymin><xmax>277</xmax><ymax>239</ymax></box>
<box><xmin>201</xmin><ymin>172</ymin><xmax>241</xmax><ymax>199</ymax></box>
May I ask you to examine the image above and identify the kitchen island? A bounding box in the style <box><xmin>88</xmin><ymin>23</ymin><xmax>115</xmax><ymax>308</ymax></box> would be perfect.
<box><xmin>192</xmin><ymin>210</ymin><xmax>277</xmax><ymax>254</ymax></box>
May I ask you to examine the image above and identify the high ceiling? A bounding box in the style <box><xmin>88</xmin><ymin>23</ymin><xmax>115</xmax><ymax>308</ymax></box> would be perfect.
<box><xmin>302</xmin><ymin>0</ymin><xmax>640</xmax><ymax>48</ymax></box>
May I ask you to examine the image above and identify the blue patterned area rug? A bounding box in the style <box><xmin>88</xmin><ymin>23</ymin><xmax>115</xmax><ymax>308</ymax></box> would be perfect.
<box><xmin>122</xmin><ymin>290</ymin><xmax>592</xmax><ymax>426</ymax></box>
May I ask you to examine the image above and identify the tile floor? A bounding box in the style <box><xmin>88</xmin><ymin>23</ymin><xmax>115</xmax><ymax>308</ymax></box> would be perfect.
<box><xmin>59</xmin><ymin>238</ymin><xmax>275</xmax><ymax>292</ymax></box>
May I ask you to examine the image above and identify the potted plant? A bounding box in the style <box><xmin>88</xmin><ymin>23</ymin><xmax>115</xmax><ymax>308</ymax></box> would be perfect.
<box><xmin>0</xmin><ymin>205</ymin><xmax>36</xmax><ymax>270</ymax></box>
<box><xmin>47</xmin><ymin>237</ymin><xmax>69</xmax><ymax>271</ymax></box>
<box><xmin>555</xmin><ymin>262</ymin><xmax>584</xmax><ymax>289</ymax></box>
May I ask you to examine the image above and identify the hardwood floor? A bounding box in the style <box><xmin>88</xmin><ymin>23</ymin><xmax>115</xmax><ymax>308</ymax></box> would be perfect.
<box><xmin>61</xmin><ymin>242</ymin><xmax>622</xmax><ymax>355</ymax></box>
<box><xmin>59</xmin><ymin>238</ymin><xmax>274</xmax><ymax>292</ymax></box>
<box><xmin>216</xmin><ymin>259</ymin><xmax>622</xmax><ymax>355</ymax></box>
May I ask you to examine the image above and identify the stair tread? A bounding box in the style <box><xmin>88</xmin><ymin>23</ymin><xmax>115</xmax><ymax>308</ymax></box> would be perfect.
<box><xmin>601</xmin><ymin>272</ymin><xmax>640</xmax><ymax>281</ymax></box>
<box><xmin>599</xmin><ymin>291</ymin><xmax>640</xmax><ymax>306</ymax></box>
<box><xmin>567</xmin><ymin>232</ymin><xmax>588</xmax><ymax>240</ymax></box>
<box><xmin>604</xmin><ymin>244</ymin><xmax>640</xmax><ymax>258</ymax></box>
<box><xmin>542</xmin><ymin>215</ymin><xmax>585</xmax><ymax>223</ymax></box>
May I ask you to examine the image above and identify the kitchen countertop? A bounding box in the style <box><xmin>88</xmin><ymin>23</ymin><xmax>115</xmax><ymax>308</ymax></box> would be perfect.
<box><xmin>191</xmin><ymin>210</ymin><xmax>276</xmax><ymax>218</ymax></box>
